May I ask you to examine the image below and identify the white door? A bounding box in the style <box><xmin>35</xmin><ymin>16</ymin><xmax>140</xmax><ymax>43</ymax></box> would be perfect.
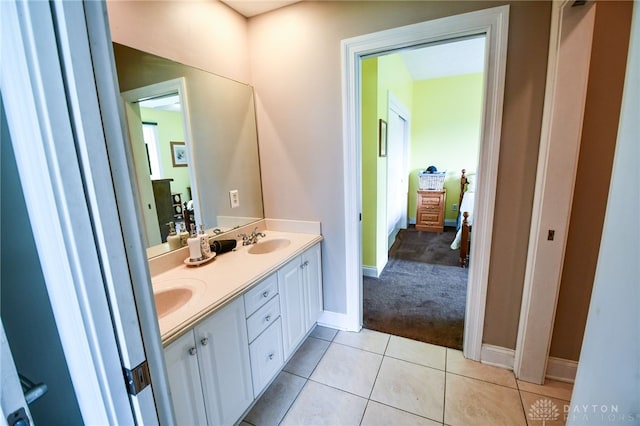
<box><xmin>1</xmin><ymin>321</ymin><xmax>33</xmax><ymax>426</ymax></box>
<box><xmin>1</xmin><ymin>1</ymin><xmax>169</xmax><ymax>423</ymax></box>
<box><xmin>386</xmin><ymin>95</ymin><xmax>411</xmax><ymax>249</ymax></box>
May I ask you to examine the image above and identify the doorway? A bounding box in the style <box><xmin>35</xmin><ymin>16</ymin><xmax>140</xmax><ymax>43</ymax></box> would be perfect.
<box><xmin>341</xmin><ymin>5</ymin><xmax>509</xmax><ymax>360</ymax></box>
<box><xmin>360</xmin><ymin>39</ymin><xmax>485</xmax><ymax>350</ymax></box>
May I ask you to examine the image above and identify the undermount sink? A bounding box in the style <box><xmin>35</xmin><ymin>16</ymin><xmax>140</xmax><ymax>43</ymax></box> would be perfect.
<box><xmin>154</xmin><ymin>288</ymin><xmax>193</xmax><ymax>318</ymax></box>
<box><xmin>248</xmin><ymin>238</ymin><xmax>291</xmax><ymax>254</ymax></box>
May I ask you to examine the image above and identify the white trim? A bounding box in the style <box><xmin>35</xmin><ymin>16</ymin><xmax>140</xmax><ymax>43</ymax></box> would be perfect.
<box><xmin>362</xmin><ymin>265</ymin><xmax>381</xmax><ymax>278</ymax></box>
<box><xmin>515</xmin><ymin>1</ymin><xmax>596</xmax><ymax>384</ymax></box>
<box><xmin>318</xmin><ymin>311</ymin><xmax>359</xmax><ymax>331</ymax></box>
<box><xmin>546</xmin><ymin>357</ymin><xmax>578</xmax><ymax>383</ymax></box>
<box><xmin>341</xmin><ymin>5</ymin><xmax>509</xmax><ymax>361</ymax></box>
<box><xmin>481</xmin><ymin>344</ymin><xmax>515</xmax><ymax>370</ymax></box>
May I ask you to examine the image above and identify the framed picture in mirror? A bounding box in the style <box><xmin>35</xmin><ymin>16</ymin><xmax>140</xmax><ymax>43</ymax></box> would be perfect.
<box><xmin>170</xmin><ymin>141</ymin><xmax>187</xmax><ymax>167</ymax></box>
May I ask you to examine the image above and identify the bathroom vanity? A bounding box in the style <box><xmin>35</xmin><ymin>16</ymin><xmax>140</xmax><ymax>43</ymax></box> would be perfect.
<box><xmin>149</xmin><ymin>221</ymin><xmax>323</xmax><ymax>425</ymax></box>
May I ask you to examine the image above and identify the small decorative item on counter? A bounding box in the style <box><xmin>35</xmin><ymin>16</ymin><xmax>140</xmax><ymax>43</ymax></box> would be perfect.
<box><xmin>187</xmin><ymin>224</ymin><xmax>204</xmax><ymax>262</ymax></box>
<box><xmin>199</xmin><ymin>224</ymin><xmax>211</xmax><ymax>256</ymax></box>
<box><xmin>178</xmin><ymin>223</ymin><xmax>189</xmax><ymax>247</ymax></box>
<box><xmin>166</xmin><ymin>221</ymin><xmax>181</xmax><ymax>250</ymax></box>
<box><xmin>210</xmin><ymin>239</ymin><xmax>237</xmax><ymax>255</ymax></box>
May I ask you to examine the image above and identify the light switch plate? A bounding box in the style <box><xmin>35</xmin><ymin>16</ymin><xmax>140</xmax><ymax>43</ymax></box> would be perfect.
<box><xmin>229</xmin><ymin>190</ymin><xmax>240</xmax><ymax>208</ymax></box>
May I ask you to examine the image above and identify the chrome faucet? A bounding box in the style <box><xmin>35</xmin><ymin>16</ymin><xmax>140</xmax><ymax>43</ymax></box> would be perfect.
<box><xmin>238</xmin><ymin>227</ymin><xmax>266</xmax><ymax>246</ymax></box>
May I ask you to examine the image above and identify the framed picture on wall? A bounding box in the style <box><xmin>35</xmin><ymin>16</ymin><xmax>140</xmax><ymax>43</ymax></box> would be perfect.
<box><xmin>170</xmin><ymin>141</ymin><xmax>188</xmax><ymax>167</ymax></box>
<box><xmin>379</xmin><ymin>119</ymin><xmax>387</xmax><ymax>157</ymax></box>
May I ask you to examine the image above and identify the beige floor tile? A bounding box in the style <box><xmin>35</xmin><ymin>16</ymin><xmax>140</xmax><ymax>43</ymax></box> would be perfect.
<box><xmin>517</xmin><ymin>379</ymin><xmax>573</xmax><ymax>401</ymax></box>
<box><xmin>310</xmin><ymin>342</ymin><xmax>383</xmax><ymax>397</ymax></box>
<box><xmin>361</xmin><ymin>401</ymin><xmax>442</xmax><ymax>426</ymax></box>
<box><xmin>243</xmin><ymin>371</ymin><xmax>305</xmax><ymax>426</ymax></box>
<box><xmin>280</xmin><ymin>380</ymin><xmax>367</xmax><ymax>426</ymax></box>
<box><xmin>333</xmin><ymin>328</ymin><xmax>390</xmax><ymax>354</ymax></box>
<box><xmin>445</xmin><ymin>373</ymin><xmax>526</xmax><ymax>426</ymax></box>
<box><xmin>520</xmin><ymin>390</ymin><xmax>570</xmax><ymax>426</ymax></box>
<box><xmin>386</xmin><ymin>335</ymin><xmax>446</xmax><ymax>370</ymax></box>
<box><xmin>446</xmin><ymin>349</ymin><xmax>517</xmax><ymax>388</ymax></box>
<box><xmin>370</xmin><ymin>357</ymin><xmax>445</xmax><ymax>422</ymax></box>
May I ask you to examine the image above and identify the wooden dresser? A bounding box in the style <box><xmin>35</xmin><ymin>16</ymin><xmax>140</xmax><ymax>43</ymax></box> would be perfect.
<box><xmin>416</xmin><ymin>190</ymin><xmax>446</xmax><ymax>232</ymax></box>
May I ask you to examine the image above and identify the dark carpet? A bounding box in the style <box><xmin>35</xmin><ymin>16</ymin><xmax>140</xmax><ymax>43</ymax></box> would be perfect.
<box><xmin>363</xmin><ymin>227</ymin><xmax>468</xmax><ymax>349</ymax></box>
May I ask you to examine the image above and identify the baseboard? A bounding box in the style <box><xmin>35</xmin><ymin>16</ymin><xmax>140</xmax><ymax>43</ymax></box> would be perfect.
<box><xmin>480</xmin><ymin>345</ymin><xmax>578</xmax><ymax>383</ymax></box>
<box><xmin>362</xmin><ymin>266</ymin><xmax>379</xmax><ymax>278</ymax></box>
<box><xmin>480</xmin><ymin>344</ymin><xmax>515</xmax><ymax>370</ymax></box>
<box><xmin>445</xmin><ymin>218</ymin><xmax>457</xmax><ymax>228</ymax></box>
<box><xmin>317</xmin><ymin>310</ymin><xmax>360</xmax><ymax>331</ymax></box>
<box><xmin>545</xmin><ymin>356</ymin><xmax>577</xmax><ymax>383</ymax></box>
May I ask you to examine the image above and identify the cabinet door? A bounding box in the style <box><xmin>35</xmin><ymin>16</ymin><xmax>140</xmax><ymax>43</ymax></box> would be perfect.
<box><xmin>195</xmin><ymin>298</ymin><xmax>253</xmax><ymax>426</ymax></box>
<box><xmin>278</xmin><ymin>256</ymin><xmax>306</xmax><ymax>360</ymax></box>
<box><xmin>164</xmin><ymin>331</ymin><xmax>208</xmax><ymax>425</ymax></box>
<box><xmin>302</xmin><ymin>243</ymin><xmax>323</xmax><ymax>327</ymax></box>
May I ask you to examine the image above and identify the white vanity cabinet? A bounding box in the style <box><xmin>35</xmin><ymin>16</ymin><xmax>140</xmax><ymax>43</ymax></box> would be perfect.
<box><xmin>162</xmin><ymin>241</ymin><xmax>323</xmax><ymax>425</ymax></box>
<box><xmin>164</xmin><ymin>297</ymin><xmax>253</xmax><ymax>426</ymax></box>
<box><xmin>278</xmin><ymin>243</ymin><xmax>323</xmax><ymax>359</ymax></box>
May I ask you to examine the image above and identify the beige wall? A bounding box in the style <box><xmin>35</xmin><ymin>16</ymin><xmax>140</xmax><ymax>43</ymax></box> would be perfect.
<box><xmin>550</xmin><ymin>0</ymin><xmax>633</xmax><ymax>361</ymax></box>
<box><xmin>249</xmin><ymin>1</ymin><xmax>551</xmax><ymax>343</ymax></box>
<box><xmin>107</xmin><ymin>0</ymin><xmax>251</xmax><ymax>83</ymax></box>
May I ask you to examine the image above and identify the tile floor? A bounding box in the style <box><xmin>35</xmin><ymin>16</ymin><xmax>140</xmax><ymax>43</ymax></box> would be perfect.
<box><xmin>242</xmin><ymin>327</ymin><xmax>574</xmax><ymax>426</ymax></box>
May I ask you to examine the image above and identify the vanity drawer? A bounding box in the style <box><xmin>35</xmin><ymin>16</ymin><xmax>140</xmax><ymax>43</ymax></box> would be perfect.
<box><xmin>246</xmin><ymin>296</ymin><xmax>281</xmax><ymax>343</ymax></box>
<box><xmin>249</xmin><ymin>318</ymin><xmax>284</xmax><ymax>398</ymax></box>
<box><xmin>244</xmin><ymin>273</ymin><xmax>278</xmax><ymax>317</ymax></box>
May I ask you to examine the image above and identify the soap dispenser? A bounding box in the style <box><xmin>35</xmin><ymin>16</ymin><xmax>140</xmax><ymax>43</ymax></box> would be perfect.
<box><xmin>199</xmin><ymin>224</ymin><xmax>211</xmax><ymax>257</ymax></box>
<box><xmin>187</xmin><ymin>224</ymin><xmax>204</xmax><ymax>262</ymax></box>
<box><xmin>178</xmin><ymin>223</ymin><xmax>189</xmax><ymax>247</ymax></box>
<box><xmin>166</xmin><ymin>222</ymin><xmax>181</xmax><ymax>250</ymax></box>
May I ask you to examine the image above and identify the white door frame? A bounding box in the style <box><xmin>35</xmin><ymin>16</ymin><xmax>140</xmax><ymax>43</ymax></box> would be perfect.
<box><xmin>121</xmin><ymin>78</ymin><xmax>201</xmax><ymax>246</ymax></box>
<box><xmin>341</xmin><ymin>5</ymin><xmax>509</xmax><ymax>360</ymax></box>
<box><xmin>515</xmin><ymin>0</ymin><xmax>596</xmax><ymax>383</ymax></box>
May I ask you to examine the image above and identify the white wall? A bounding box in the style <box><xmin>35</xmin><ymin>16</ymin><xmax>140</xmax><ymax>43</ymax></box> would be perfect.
<box><xmin>568</xmin><ymin>4</ymin><xmax>639</xmax><ymax>424</ymax></box>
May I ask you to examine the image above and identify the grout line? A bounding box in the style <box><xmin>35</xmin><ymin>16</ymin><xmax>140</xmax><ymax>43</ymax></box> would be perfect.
<box><xmin>276</xmin><ymin>377</ymin><xmax>309</xmax><ymax>426</ymax></box>
<box><xmin>443</xmin><ymin>348</ymin><xmax>448</xmax><ymax>424</ymax></box>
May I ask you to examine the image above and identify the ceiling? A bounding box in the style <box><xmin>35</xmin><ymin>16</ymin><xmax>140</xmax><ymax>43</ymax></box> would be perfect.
<box><xmin>220</xmin><ymin>0</ymin><xmax>300</xmax><ymax>18</ymax></box>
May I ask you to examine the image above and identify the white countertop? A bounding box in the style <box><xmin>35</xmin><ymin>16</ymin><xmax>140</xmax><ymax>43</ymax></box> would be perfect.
<box><xmin>151</xmin><ymin>229</ymin><xmax>322</xmax><ymax>345</ymax></box>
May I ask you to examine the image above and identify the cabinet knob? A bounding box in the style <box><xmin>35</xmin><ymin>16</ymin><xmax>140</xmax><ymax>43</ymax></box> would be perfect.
<box><xmin>262</xmin><ymin>291</ymin><xmax>269</xmax><ymax>298</ymax></box>
<box><xmin>200</xmin><ymin>337</ymin><xmax>209</xmax><ymax>346</ymax></box>
<box><xmin>188</xmin><ymin>347</ymin><xmax>197</xmax><ymax>356</ymax></box>
<box><xmin>265</xmin><ymin>315</ymin><xmax>271</xmax><ymax>322</ymax></box>
<box><xmin>268</xmin><ymin>353</ymin><xmax>274</xmax><ymax>361</ymax></box>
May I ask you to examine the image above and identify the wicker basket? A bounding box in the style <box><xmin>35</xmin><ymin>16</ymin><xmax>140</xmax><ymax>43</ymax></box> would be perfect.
<box><xmin>418</xmin><ymin>171</ymin><xmax>446</xmax><ymax>190</ymax></box>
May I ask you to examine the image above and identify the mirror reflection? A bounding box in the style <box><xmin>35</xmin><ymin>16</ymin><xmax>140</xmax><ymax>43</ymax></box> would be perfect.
<box><xmin>112</xmin><ymin>43</ymin><xmax>264</xmax><ymax>258</ymax></box>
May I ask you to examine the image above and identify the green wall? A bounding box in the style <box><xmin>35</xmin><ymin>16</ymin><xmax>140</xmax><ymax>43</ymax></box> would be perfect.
<box><xmin>140</xmin><ymin>107</ymin><xmax>191</xmax><ymax>202</ymax></box>
<box><xmin>409</xmin><ymin>73</ymin><xmax>483</xmax><ymax>223</ymax></box>
<box><xmin>362</xmin><ymin>54</ymin><xmax>413</xmax><ymax>269</ymax></box>
<box><xmin>362</xmin><ymin>56</ymin><xmax>483</xmax><ymax>271</ymax></box>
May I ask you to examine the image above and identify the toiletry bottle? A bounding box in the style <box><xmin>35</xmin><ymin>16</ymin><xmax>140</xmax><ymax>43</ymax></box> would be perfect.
<box><xmin>187</xmin><ymin>224</ymin><xmax>204</xmax><ymax>262</ymax></box>
<box><xmin>199</xmin><ymin>224</ymin><xmax>211</xmax><ymax>256</ymax></box>
<box><xmin>179</xmin><ymin>223</ymin><xmax>189</xmax><ymax>247</ymax></box>
<box><xmin>167</xmin><ymin>222</ymin><xmax>181</xmax><ymax>250</ymax></box>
